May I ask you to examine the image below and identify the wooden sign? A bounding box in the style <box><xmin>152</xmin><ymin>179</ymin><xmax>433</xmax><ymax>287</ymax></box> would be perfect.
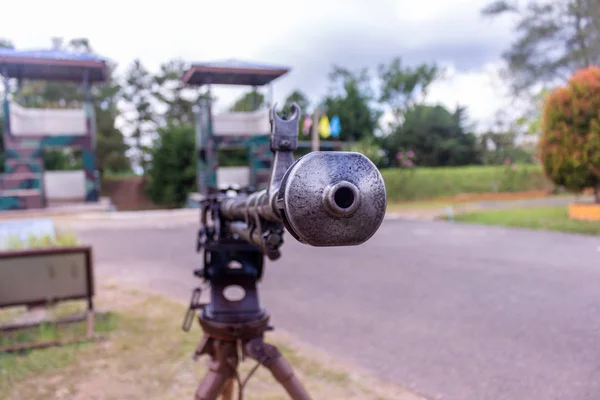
<box><xmin>0</xmin><ymin>246</ymin><xmax>93</xmax><ymax>309</ymax></box>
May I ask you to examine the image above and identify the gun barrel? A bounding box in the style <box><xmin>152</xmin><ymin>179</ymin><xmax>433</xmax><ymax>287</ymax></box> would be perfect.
<box><xmin>220</xmin><ymin>191</ymin><xmax>279</xmax><ymax>223</ymax></box>
<box><xmin>220</xmin><ymin>151</ymin><xmax>387</xmax><ymax>248</ymax></box>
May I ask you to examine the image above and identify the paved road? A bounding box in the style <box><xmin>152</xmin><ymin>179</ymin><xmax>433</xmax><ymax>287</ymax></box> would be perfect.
<box><xmin>72</xmin><ymin>217</ymin><xmax>600</xmax><ymax>400</ymax></box>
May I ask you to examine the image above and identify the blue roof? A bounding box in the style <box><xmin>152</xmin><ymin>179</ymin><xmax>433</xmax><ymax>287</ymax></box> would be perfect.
<box><xmin>183</xmin><ymin>59</ymin><xmax>290</xmax><ymax>86</ymax></box>
<box><xmin>0</xmin><ymin>48</ymin><xmax>107</xmax><ymax>82</ymax></box>
<box><xmin>0</xmin><ymin>48</ymin><xmax>105</xmax><ymax>63</ymax></box>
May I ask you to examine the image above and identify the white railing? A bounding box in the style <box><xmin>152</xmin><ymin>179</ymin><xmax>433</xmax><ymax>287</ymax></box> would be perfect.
<box><xmin>212</xmin><ymin>108</ymin><xmax>270</xmax><ymax>136</ymax></box>
<box><xmin>9</xmin><ymin>102</ymin><xmax>87</xmax><ymax>136</ymax></box>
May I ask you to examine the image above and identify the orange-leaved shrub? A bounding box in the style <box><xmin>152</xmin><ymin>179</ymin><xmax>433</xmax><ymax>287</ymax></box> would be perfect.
<box><xmin>539</xmin><ymin>66</ymin><xmax>600</xmax><ymax>203</ymax></box>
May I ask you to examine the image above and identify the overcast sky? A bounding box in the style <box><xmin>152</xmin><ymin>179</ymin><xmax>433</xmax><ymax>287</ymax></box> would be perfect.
<box><xmin>3</xmin><ymin>0</ymin><xmax>518</xmax><ymax>132</ymax></box>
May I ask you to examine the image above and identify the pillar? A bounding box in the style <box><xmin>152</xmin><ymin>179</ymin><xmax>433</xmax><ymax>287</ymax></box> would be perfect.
<box><xmin>82</xmin><ymin>69</ymin><xmax>99</xmax><ymax>202</ymax></box>
<box><xmin>196</xmin><ymin>89</ymin><xmax>217</xmax><ymax>195</ymax></box>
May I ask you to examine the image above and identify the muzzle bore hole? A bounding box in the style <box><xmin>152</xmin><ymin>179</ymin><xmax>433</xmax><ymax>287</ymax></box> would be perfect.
<box><xmin>334</xmin><ymin>186</ymin><xmax>355</xmax><ymax>209</ymax></box>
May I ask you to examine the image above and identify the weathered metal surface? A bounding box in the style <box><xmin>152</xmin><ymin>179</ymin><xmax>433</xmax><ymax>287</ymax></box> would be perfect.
<box><xmin>277</xmin><ymin>151</ymin><xmax>387</xmax><ymax>246</ymax></box>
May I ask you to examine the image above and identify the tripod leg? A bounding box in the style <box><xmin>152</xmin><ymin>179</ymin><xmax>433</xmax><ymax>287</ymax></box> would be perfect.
<box><xmin>244</xmin><ymin>338</ymin><xmax>312</xmax><ymax>400</ymax></box>
<box><xmin>221</xmin><ymin>379</ymin><xmax>234</xmax><ymax>400</ymax></box>
<box><xmin>195</xmin><ymin>340</ymin><xmax>239</xmax><ymax>400</ymax></box>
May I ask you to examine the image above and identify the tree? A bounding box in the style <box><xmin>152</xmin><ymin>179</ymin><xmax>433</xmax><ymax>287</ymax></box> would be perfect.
<box><xmin>344</xmin><ymin>136</ymin><xmax>386</xmax><ymax>167</ymax></box>
<box><xmin>482</xmin><ymin>0</ymin><xmax>600</xmax><ymax>95</ymax></box>
<box><xmin>0</xmin><ymin>38</ymin><xmax>14</xmax><ymax>49</ymax></box>
<box><xmin>145</xmin><ymin>124</ymin><xmax>196</xmax><ymax>207</ymax></box>
<box><xmin>153</xmin><ymin>59</ymin><xmax>198</xmax><ymax>127</ymax></box>
<box><xmin>19</xmin><ymin>38</ymin><xmax>93</xmax><ymax>109</ymax></box>
<box><xmin>122</xmin><ymin>59</ymin><xmax>156</xmax><ymax>174</ymax></box>
<box><xmin>378</xmin><ymin>57</ymin><xmax>443</xmax><ymax>127</ymax></box>
<box><xmin>482</xmin><ymin>0</ymin><xmax>600</xmax><ymax>140</ymax></box>
<box><xmin>384</xmin><ymin>104</ymin><xmax>480</xmax><ymax>167</ymax></box>
<box><xmin>282</xmin><ymin>90</ymin><xmax>310</xmax><ymax>132</ymax></box>
<box><xmin>230</xmin><ymin>90</ymin><xmax>264</xmax><ymax>112</ymax></box>
<box><xmin>322</xmin><ymin>66</ymin><xmax>381</xmax><ymax>142</ymax></box>
<box><xmin>539</xmin><ymin>66</ymin><xmax>600</xmax><ymax>203</ymax></box>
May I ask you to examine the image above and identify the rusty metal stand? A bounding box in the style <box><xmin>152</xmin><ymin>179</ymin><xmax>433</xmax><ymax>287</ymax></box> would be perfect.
<box><xmin>192</xmin><ymin>313</ymin><xmax>311</xmax><ymax>400</ymax></box>
<box><xmin>184</xmin><ymin>234</ymin><xmax>312</xmax><ymax>400</ymax></box>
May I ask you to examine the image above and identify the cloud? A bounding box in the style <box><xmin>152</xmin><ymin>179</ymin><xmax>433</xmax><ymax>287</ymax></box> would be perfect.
<box><xmin>1</xmin><ymin>0</ymin><xmax>517</xmax><ymax>129</ymax></box>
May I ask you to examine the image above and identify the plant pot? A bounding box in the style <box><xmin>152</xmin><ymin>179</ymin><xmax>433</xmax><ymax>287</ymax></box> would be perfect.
<box><xmin>568</xmin><ymin>202</ymin><xmax>600</xmax><ymax>221</ymax></box>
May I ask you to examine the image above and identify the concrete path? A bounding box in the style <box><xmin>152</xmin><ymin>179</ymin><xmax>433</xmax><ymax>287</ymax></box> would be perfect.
<box><xmin>69</xmin><ymin>214</ymin><xmax>600</xmax><ymax>400</ymax></box>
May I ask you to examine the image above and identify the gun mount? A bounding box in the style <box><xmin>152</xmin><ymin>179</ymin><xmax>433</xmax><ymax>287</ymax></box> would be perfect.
<box><xmin>186</xmin><ymin>102</ymin><xmax>387</xmax><ymax>400</ymax></box>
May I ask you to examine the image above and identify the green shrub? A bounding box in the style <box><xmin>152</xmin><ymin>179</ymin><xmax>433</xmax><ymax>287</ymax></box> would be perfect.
<box><xmin>344</xmin><ymin>136</ymin><xmax>385</xmax><ymax>167</ymax></box>
<box><xmin>145</xmin><ymin>124</ymin><xmax>196</xmax><ymax>208</ymax></box>
<box><xmin>540</xmin><ymin>66</ymin><xmax>600</xmax><ymax>203</ymax></box>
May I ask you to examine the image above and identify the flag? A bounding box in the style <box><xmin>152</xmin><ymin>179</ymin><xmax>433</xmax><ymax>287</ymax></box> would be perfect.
<box><xmin>318</xmin><ymin>115</ymin><xmax>331</xmax><ymax>138</ymax></box>
<box><xmin>330</xmin><ymin>115</ymin><xmax>341</xmax><ymax>138</ymax></box>
<box><xmin>303</xmin><ymin>114</ymin><xmax>312</xmax><ymax>135</ymax></box>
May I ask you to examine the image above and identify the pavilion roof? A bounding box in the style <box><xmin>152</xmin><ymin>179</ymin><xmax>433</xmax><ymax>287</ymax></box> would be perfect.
<box><xmin>0</xmin><ymin>48</ymin><xmax>108</xmax><ymax>83</ymax></box>
<box><xmin>181</xmin><ymin>59</ymin><xmax>290</xmax><ymax>87</ymax></box>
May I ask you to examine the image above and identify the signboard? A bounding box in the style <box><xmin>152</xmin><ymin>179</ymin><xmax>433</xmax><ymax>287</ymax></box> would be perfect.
<box><xmin>0</xmin><ymin>218</ymin><xmax>55</xmax><ymax>250</ymax></box>
<box><xmin>0</xmin><ymin>246</ymin><xmax>93</xmax><ymax>308</ymax></box>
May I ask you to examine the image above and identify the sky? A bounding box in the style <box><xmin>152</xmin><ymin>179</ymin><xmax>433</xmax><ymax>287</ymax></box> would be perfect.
<box><xmin>2</xmin><ymin>0</ymin><xmax>519</xmax><ymax>133</ymax></box>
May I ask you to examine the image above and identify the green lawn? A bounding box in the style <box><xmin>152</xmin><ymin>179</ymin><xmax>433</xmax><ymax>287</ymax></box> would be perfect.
<box><xmin>453</xmin><ymin>206</ymin><xmax>600</xmax><ymax>235</ymax></box>
<box><xmin>381</xmin><ymin>164</ymin><xmax>552</xmax><ymax>202</ymax></box>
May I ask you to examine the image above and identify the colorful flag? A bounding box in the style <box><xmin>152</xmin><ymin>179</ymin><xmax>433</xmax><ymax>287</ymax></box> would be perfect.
<box><xmin>303</xmin><ymin>114</ymin><xmax>312</xmax><ymax>136</ymax></box>
<box><xmin>318</xmin><ymin>115</ymin><xmax>331</xmax><ymax>138</ymax></box>
<box><xmin>330</xmin><ymin>115</ymin><xmax>341</xmax><ymax>137</ymax></box>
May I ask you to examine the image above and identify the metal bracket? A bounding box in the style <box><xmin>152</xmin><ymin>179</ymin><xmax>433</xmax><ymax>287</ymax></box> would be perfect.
<box><xmin>267</xmin><ymin>103</ymin><xmax>300</xmax><ymax>204</ymax></box>
<box><xmin>182</xmin><ymin>287</ymin><xmax>205</xmax><ymax>332</ymax></box>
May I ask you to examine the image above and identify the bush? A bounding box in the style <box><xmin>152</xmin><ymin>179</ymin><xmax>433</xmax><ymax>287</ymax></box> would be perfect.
<box><xmin>344</xmin><ymin>136</ymin><xmax>386</xmax><ymax>167</ymax></box>
<box><xmin>481</xmin><ymin>147</ymin><xmax>535</xmax><ymax>165</ymax></box>
<box><xmin>145</xmin><ymin>124</ymin><xmax>196</xmax><ymax>208</ymax></box>
<box><xmin>539</xmin><ymin>66</ymin><xmax>600</xmax><ymax>203</ymax></box>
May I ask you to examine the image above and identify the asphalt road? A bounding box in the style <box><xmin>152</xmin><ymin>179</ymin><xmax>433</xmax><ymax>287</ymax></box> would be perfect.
<box><xmin>73</xmin><ymin>217</ymin><xmax>600</xmax><ymax>400</ymax></box>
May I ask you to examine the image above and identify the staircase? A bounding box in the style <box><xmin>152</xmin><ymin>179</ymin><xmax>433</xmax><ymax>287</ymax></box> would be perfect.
<box><xmin>0</xmin><ymin>154</ymin><xmax>45</xmax><ymax>211</ymax></box>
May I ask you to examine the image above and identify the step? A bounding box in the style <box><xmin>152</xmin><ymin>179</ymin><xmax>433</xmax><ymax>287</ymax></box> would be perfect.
<box><xmin>0</xmin><ymin>189</ymin><xmax>44</xmax><ymax>210</ymax></box>
<box><xmin>0</xmin><ymin>189</ymin><xmax>43</xmax><ymax>197</ymax></box>
<box><xmin>0</xmin><ymin>173</ymin><xmax>43</xmax><ymax>190</ymax></box>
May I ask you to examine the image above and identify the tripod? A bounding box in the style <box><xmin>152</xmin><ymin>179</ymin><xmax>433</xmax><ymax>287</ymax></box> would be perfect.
<box><xmin>183</xmin><ymin>237</ymin><xmax>312</xmax><ymax>400</ymax></box>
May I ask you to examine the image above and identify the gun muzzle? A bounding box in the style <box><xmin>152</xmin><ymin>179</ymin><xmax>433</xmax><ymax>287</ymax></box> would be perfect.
<box><xmin>276</xmin><ymin>151</ymin><xmax>386</xmax><ymax>246</ymax></box>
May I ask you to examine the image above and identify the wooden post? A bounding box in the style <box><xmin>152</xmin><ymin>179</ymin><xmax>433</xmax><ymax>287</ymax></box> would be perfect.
<box><xmin>86</xmin><ymin>310</ymin><xmax>95</xmax><ymax>339</ymax></box>
<box><xmin>2</xmin><ymin>66</ymin><xmax>8</xmax><ymax>102</ymax></box>
<box><xmin>82</xmin><ymin>69</ymin><xmax>91</xmax><ymax>102</ymax></box>
<box><xmin>221</xmin><ymin>380</ymin><xmax>234</xmax><ymax>400</ymax></box>
<box><xmin>311</xmin><ymin>109</ymin><xmax>321</xmax><ymax>152</ymax></box>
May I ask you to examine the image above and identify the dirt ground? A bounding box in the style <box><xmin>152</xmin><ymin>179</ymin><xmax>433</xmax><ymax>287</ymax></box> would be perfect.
<box><xmin>101</xmin><ymin>177</ymin><xmax>164</xmax><ymax>211</ymax></box>
<box><xmin>0</xmin><ymin>281</ymin><xmax>423</xmax><ymax>400</ymax></box>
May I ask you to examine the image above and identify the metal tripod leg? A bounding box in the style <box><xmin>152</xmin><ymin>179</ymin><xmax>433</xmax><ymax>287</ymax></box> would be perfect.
<box><xmin>244</xmin><ymin>337</ymin><xmax>312</xmax><ymax>400</ymax></box>
<box><xmin>195</xmin><ymin>339</ymin><xmax>239</xmax><ymax>400</ymax></box>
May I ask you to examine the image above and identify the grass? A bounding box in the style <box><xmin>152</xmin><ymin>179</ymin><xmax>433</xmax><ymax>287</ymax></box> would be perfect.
<box><xmin>0</xmin><ymin>284</ymin><xmax>420</xmax><ymax>400</ymax></box>
<box><xmin>452</xmin><ymin>206</ymin><xmax>600</xmax><ymax>235</ymax></box>
<box><xmin>0</xmin><ymin>309</ymin><xmax>117</xmax><ymax>383</ymax></box>
<box><xmin>382</xmin><ymin>164</ymin><xmax>552</xmax><ymax>202</ymax></box>
<box><xmin>2</xmin><ymin>232</ymin><xmax>79</xmax><ymax>251</ymax></box>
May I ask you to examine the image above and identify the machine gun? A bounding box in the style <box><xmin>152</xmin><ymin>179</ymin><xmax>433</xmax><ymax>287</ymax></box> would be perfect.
<box><xmin>183</xmin><ymin>103</ymin><xmax>387</xmax><ymax>400</ymax></box>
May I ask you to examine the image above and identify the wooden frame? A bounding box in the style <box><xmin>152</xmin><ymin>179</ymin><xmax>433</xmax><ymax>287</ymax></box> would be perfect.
<box><xmin>0</xmin><ymin>245</ymin><xmax>96</xmax><ymax>352</ymax></box>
